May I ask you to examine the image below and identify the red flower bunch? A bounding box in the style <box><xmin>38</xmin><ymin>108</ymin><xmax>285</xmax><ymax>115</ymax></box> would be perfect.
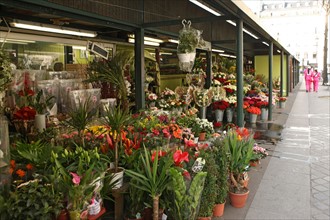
<box><xmin>13</xmin><ymin>106</ymin><xmax>36</xmax><ymax>120</ymax></box>
<box><xmin>213</xmin><ymin>121</ymin><xmax>222</xmax><ymax>128</ymax></box>
<box><xmin>173</xmin><ymin>150</ymin><xmax>189</xmax><ymax>166</ymax></box>
<box><xmin>224</xmin><ymin>87</ymin><xmax>234</xmax><ymax>94</ymax></box>
<box><xmin>212</xmin><ymin>100</ymin><xmax>229</xmax><ymax>110</ymax></box>
<box><xmin>246</xmin><ymin>106</ymin><xmax>261</xmax><ymax>115</ymax></box>
<box><xmin>256</xmin><ymin>101</ymin><xmax>269</xmax><ymax>108</ymax></box>
<box><xmin>278</xmin><ymin>97</ymin><xmax>287</xmax><ymax>102</ymax></box>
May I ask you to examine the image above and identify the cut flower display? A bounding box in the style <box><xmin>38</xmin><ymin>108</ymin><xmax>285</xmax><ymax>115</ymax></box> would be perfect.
<box><xmin>246</xmin><ymin>106</ymin><xmax>261</xmax><ymax>115</ymax></box>
<box><xmin>278</xmin><ymin>96</ymin><xmax>287</xmax><ymax>102</ymax></box>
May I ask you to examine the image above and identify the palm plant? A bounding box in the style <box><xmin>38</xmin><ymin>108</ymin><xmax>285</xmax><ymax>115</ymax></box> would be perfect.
<box><xmin>102</xmin><ymin>104</ymin><xmax>131</xmax><ymax>172</ymax></box>
<box><xmin>125</xmin><ymin>147</ymin><xmax>172</xmax><ymax>220</ymax></box>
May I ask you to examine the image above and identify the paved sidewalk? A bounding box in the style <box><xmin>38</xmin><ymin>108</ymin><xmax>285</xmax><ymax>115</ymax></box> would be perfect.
<box><xmin>244</xmin><ymin>80</ymin><xmax>330</xmax><ymax>219</ymax></box>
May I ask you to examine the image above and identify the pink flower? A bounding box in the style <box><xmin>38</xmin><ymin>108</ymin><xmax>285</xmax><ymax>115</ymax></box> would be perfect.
<box><xmin>70</xmin><ymin>172</ymin><xmax>81</xmax><ymax>185</ymax></box>
<box><xmin>184</xmin><ymin>138</ymin><xmax>196</xmax><ymax>148</ymax></box>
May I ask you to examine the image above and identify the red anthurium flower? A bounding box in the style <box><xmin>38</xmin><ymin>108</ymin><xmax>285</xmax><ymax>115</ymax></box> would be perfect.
<box><xmin>151</xmin><ymin>150</ymin><xmax>167</xmax><ymax>162</ymax></box>
<box><xmin>182</xmin><ymin>170</ymin><xmax>191</xmax><ymax>180</ymax></box>
<box><xmin>70</xmin><ymin>172</ymin><xmax>81</xmax><ymax>185</ymax></box>
<box><xmin>173</xmin><ymin>150</ymin><xmax>189</xmax><ymax>166</ymax></box>
<box><xmin>184</xmin><ymin>138</ymin><xmax>196</xmax><ymax>148</ymax></box>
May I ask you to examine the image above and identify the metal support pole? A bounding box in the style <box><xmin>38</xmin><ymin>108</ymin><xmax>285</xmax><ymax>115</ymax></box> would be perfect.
<box><xmin>286</xmin><ymin>55</ymin><xmax>290</xmax><ymax>95</ymax></box>
<box><xmin>280</xmin><ymin>50</ymin><xmax>284</xmax><ymax>97</ymax></box>
<box><xmin>206</xmin><ymin>50</ymin><xmax>212</xmax><ymax>89</ymax></box>
<box><xmin>236</xmin><ymin>19</ymin><xmax>244</xmax><ymax>127</ymax></box>
<box><xmin>268</xmin><ymin>42</ymin><xmax>273</xmax><ymax>121</ymax></box>
<box><xmin>134</xmin><ymin>28</ymin><xmax>145</xmax><ymax>110</ymax></box>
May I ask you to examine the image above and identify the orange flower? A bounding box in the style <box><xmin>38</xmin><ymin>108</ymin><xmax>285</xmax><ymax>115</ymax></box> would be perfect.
<box><xmin>16</xmin><ymin>169</ymin><xmax>26</xmax><ymax>178</ymax></box>
<box><xmin>9</xmin><ymin>167</ymin><xmax>14</xmax><ymax>174</ymax></box>
<box><xmin>26</xmin><ymin>163</ymin><xmax>33</xmax><ymax>170</ymax></box>
<box><xmin>10</xmin><ymin>160</ymin><xmax>16</xmax><ymax>168</ymax></box>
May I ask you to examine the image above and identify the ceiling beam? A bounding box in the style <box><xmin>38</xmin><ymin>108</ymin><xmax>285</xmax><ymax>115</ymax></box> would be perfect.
<box><xmin>142</xmin><ymin>15</ymin><xmax>236</xmax><ymax>28</ymax></box>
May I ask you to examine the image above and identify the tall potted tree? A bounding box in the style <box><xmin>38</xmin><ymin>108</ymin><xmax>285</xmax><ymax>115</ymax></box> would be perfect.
<box><xmin>212</xmin><ymin>137</ymin><xmax>229</xmax><ymax>217</ymax></box>
<box><xmin>224</xmin><ymin>128</ymin><xmax>254</xmax><ymax>208</ymax></box>
<box><xmin>197</xmin><ymin>150</ymin><xmax>218</xmax><ymax>220</ymax></box>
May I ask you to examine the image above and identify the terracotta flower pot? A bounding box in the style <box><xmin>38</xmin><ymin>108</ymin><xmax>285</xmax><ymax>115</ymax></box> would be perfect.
<box><xmin>198</xmin><ymin>132</ymin><xmax>206</xmax><ymax>141</ymax></box>
<box><xmin>229</xmin><ymin>190</ymin><xmax>250</xmax><ymax>208</ymax></box>
<box><xmin>213</xmin><ymin>202</ymin><xmax>225</xmax><ymax>217</ymax></box>
<box><xmin>197</xmin><ymin>217</ymin><xmax>212</xmax><ymax>220</ymax></box>
<box><xmin>249</xmin><ymin>160</ymin><xmax>260</xmax><ymax>167</ymax></box>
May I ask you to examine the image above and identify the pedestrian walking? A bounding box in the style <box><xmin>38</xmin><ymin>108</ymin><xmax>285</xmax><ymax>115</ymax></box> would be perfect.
<box><xmin>304</xmin><ymin>66</ymin><xmax>313</xmax><ymax>92</ymax></box>
<box><xmin>312</xmin><ymin>68</ymin><xmax>321</xmax><ymax>92</ymax></box>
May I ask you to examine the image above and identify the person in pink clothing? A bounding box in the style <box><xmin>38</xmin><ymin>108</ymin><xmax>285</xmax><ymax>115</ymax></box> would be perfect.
<box><xmin>312</xmin><ymin>68</ymin><xmax>321</xmax><ymax>92</ymax></box>
<box><xmin>304</xmin><ymin>66</ymin><xmax>313</xmax><ymax>92</ymax></box>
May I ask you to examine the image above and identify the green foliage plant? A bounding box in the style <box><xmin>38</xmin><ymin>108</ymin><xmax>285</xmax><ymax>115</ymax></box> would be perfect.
<box><xmin>198</xmin><ymin>150</ymin><xmax>218</xmax><ymax>217</ymax></box>
<box><xmin>224</xmin><ymin>129</ymin><xmax>254</xmax><ymax>193</ymax></box>
<box><xmin>213</xmin><ymin>137</ymin><xmax>229</xmax><ymax>204</ymax></box>
<box><xmin>165</xmin><ymin>167</ymin><xmax>207</xmax><ymax>220</ymax></box>
<box><xmin>0</xmin><ymin>179</ymin><xmax>63</xmax><ymax>220</ymax></box>
<box><xmin>125</xmin><ymin>147</ymin><xmax>172</xmax><ymax>220</ymax></box>
<box><xmin>102</xmin><ymin>104</ymin><xmax>131</xmax><ymax>172</ymax></box>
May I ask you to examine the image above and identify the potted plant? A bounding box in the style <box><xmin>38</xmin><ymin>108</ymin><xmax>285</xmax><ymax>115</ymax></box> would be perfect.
<box><xmin>0</xmin><ymin>179</ymin><xmax>63</xmax><ymax>220</ymax></box>
<box><xmin>164</xmin><ymin>148</ymin><xmax>207</xmax><ymax>220</ymax></box>
<box><xmin>125</xmin><ymin>147</ymin><xmax>172</xmax><ymax>220</ymax></box>
<box><xmin>224</xmin><ymin>128</ymin><xmax>254</xmax><ymax>208</ymax></box>
<box><xmin>197</xmin><ymin>150</ymin><xmax>218</xmax><ymax>220</ymax></box>
<box><xmin>250</xmin><ymin>143</ymin><xmax>268</xmax><ymax>167</ymax></box>
<box><xmin>212</xmin><ymin>137</ymin><xmax>229</xmax><ymax>217</ymax></box>
<box><xmin>102</xmin><ymin>104</ymin><xmax>132</xmax><ymax>189</ymax></box>
<box><xmin>278</xmin><ymin>96</ymin><xmax>287</xmax><ymax>108</ymax></box>
<box><xmin>191</xmin><ymin>118</ymin><xmax>214</xmax><ymax>141</ymax></box>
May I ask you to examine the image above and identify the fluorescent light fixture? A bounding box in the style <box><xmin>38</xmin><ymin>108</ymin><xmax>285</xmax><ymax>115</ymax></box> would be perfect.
<box><xmin>72</xmin><ymin>45</ymin><xmax>87</xmax><ymax>50</ymax></box>
<box><xmin>128</xmin><ymin>38</ymin><xmax>160</xmax><ymax>47</ymax></box>
<box><xmin>219</xmin><ymin>53</ymin><xmax>236</xmax><ymax>58</ymax></box>
<box><xmin>189</xmin><ymin>0</ymin><xmax>221</xmax><ymax>16</ymax></box>
<box><xmin>10</xmin><ymin>20</ymin><xmax>97</xmax><ymax>38</ymax></box>
<box><xmin>262</xmin><ymin>41</ymin><xmax>269</xmax><ymax>46</ymax></box>
<box><xmin>128</xmin><ymin>34</ymin><xmax>163</xmax><ymax>43</ymax></box>
<box><xmin>168</xmin><ymin>39</ymin><xmax>179</xmax><ymax>44</ymax></box>
<box><xmin>0</xmin><ymin>38</ymin><xmax>35</xmax><ymax>43</ymax></box>
<box><xmin>277</xmin><ymin>50</ymin><xmax>281</xmax><ymax>53</ymax></box>
<box><xmin>212</xmin><ymin>49</ymin><xmax>225</xmax><ymax>53</ymax></box>
<box><xmin>226</xmin><ymin>20</ymin><xmax>259</xmax><ymax>39</ymax></box>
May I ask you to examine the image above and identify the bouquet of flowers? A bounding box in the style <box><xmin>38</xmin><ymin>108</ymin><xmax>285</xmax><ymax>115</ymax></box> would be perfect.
<box><xmin>212</xmin><ymin>100</ymin><xmax>229</xmax><ymax>111</ymax></box>
<box><xmin>251</xmin><ymin>143</ymin><xmax>268</xmax><ymax>161</ymax></box>
<box><xmin>278</xmin><ymin>96</ymin><xmax>287</xmax><ymax>102</ymax></box>
<box><xmin>256</xmin><ymin>100</ymin><xmax>269</xmax><ymax>108</ymax></box>
<box><xmin>193</xmin><ymin>88</ymin><xmax>213</xmax><ymax>107</ymax></box>
<box><xmin>246</xmin><ymin>106</ymin><xmax>261</xmax><ymax>115</ymax></box>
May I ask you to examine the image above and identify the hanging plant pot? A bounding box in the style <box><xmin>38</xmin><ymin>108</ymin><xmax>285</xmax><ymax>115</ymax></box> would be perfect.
<box><xmin>178</xmin><ymin>52</ymin><xmax>196</xmax><ymax>63</ymax></box>
<box><xmin>229</xmin><ymin>190</ymin><xmax>250</xmax><ymax>208</ymax></box>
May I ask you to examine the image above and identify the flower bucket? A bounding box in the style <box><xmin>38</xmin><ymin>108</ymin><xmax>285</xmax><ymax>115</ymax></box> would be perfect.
<box><xmin>249</xmin><ymin>113</ymin><xmax>258</xmax><ymax>124</ymax></box>
<box><xmin>199</xmin><ymin>106</ymin><xmax>207</xmax><ymax>119</ymax></box>
<box><xmin>260</xmin><ymin>108</ymin><xmax>268</xmax><ymax>121</ymax></box>
<box><xmin>35</xmin><ymin>114</ymin><xmax>46</xmax><ymax>132</ymax></box>
<box><xmin>226</xmin><ymin>108</ymin><xmax>233</xmax><ymax>123</ymax></box>
<box><xmin>214</xmin><ymin>109</ymin><xmax>224</xmax><ymax>122</ymax></box>
<box><xmin>279</xmin><ymin>101</ymin><xmax>286</xmax><ymax>108</ymax></box>
<box><xmin>13</xmin><ymin>119</ymin><xmax>34</xmax><ymax>135</ymax></box>
<box><xmin>109</xmin><ymin>167</ymin><xmax>125</xmax><ymax>189</ymax></box>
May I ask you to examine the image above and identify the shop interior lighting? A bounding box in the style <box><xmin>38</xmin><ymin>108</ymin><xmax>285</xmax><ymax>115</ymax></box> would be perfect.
<box><xmin>128</xmin><ymin>34</ymin><xmax>163</xmax><ymax>43</ymax></box>
<box><xmin>219</xmin><ymin>53</ymin><xmax>236</xmax><ymax>58</ymax></box>
<box><xmin>72</xmin><ymin>45</ymin><xmax>87</xmax><ymax>50</ymax></box>
<box><xmin>189</xmin><ymin>0</ymin><xmax>221</xmax><ymax>16</ymax></box>
<box><xmin>277</xmin><ymin>50</ymin><xmax>281</xmax><ymax>53</ymax></box>
<box><xmin>226</xmin><ymin>20</ymin><xmax>259</xmax><ymax>39</ymax></box>
<box><xmin>168</xmin><ymin>39</ymin><xmax>179</xmax><ymax>44</ymax></box>
<box><xmin>262</xmin><ymin>41</ymin><xmax>269</xmax><ymax>46</ymax></box>
<box><xmin>212</xmin><ymin>49</ymin><xmax>225</xmax><ymax>53</ymax></box>
<box><xmin>0</xmin><ymin>38</ymin><xmax>35</xmax><ymax>44</ymax></box>
<box><xmin>10</xmin><ymin>20</ymin><xmax>97</xmax><ymax>38</ymax></box>
<box><xmin>128</xmin><ymin>38</ymin><xmax>160</xmax><ymax>47</ymax></box>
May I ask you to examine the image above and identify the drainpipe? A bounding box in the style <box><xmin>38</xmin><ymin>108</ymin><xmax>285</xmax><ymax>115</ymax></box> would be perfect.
<box><xmin>135</xmin><ymin>28</ymin><xmax>145</xmax><ymax>110</ymax></box>
<box><xmin>236</xmin><ymin>19</ymin><xmax>244</xmax><ymax>128</ymax></box>
<box><xmin>268</xmin><ymin>41</ymin><xmax>273</xmax><ymax>121</ymax></box>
